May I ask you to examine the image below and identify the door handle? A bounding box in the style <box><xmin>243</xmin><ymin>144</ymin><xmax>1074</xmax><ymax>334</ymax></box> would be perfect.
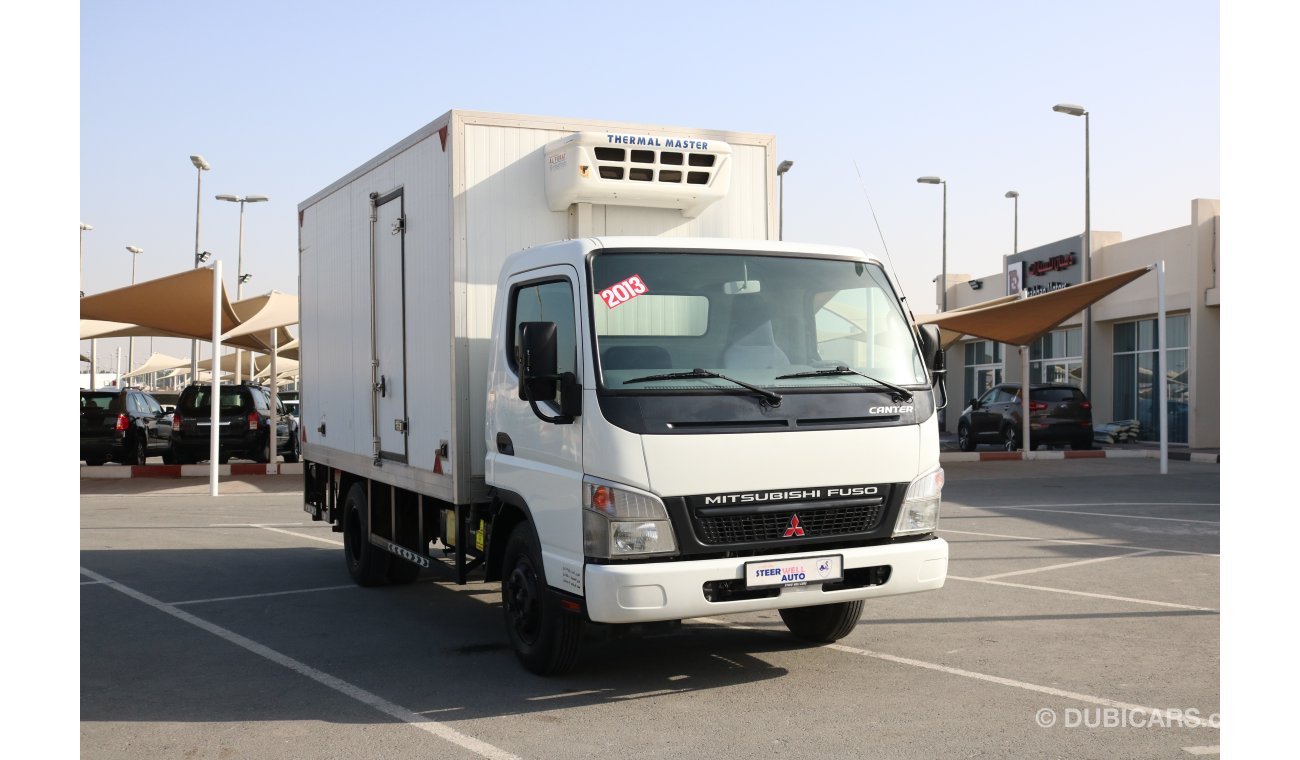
<box><xmin>375</xmin><ymin>375</ymin><xmax>387</xmax><ymax>397</ymax></box>
<box><xmin>496</xmin><ymin>432</ymin><xmax>514</xmax><ymax>456</ymax></box>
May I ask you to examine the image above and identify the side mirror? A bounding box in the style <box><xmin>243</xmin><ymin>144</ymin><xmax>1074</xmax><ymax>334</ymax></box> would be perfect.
<box><xmin>516</xmin><ymin>322</ymin><xmax>558</xmax><ymax>402</ymax></box>
<box><xmin>967</xmin><ymin>398</ymin><xmax>979</xmax><ymax>409</ymax></box>
<box><xmin>917</xmin><ymin>324</ymin><xmax>946</xmax><ymax>379</ymax></box>
<box><xmin>515</xmin><ymin>321</ymin><xmax>579</xmax><ymax>424</ymax></box>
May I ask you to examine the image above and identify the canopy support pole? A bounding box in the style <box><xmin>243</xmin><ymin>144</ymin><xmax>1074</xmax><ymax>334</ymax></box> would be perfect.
<box><xmin>269</xmin><ymin>331</ymin><xmax>279</xmax><ymax>473</ymax></box>
<box><xmin>1022</xmin><ymin>344</ymin><xmax>1031</xmax><ymax>457</ymax></box>
<box><xmin>210</xmin><ymin>261</ymin><xmax>222</xmax><ymax>497</ymax></box>
<box><xmin>1157</xmin><ymin>260</ymin><xmax>1168</xmax><ymax>475</ymax></box>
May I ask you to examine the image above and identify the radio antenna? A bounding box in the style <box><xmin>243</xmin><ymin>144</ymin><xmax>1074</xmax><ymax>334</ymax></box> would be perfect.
<box><xmin>853</xmin><ymin>160</ymin><xmax>907</xmax><ymax>306</ymax></box>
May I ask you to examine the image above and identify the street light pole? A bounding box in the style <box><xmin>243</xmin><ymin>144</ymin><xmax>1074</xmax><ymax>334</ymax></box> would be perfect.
<box><xmin>916</xmin><ymin>176</ymin><xmax>948</xmax><ymax>311</ymax></box>
<box><xmin>216</xmin><ymin>194</ymin><xmax>269</xmax><ymax>383</ymax></box>
<box><xmin>1005</xmin><ymin>190</ymin><xmax>1019</xmax><ymax>256</ymax></box>
<box><xmin>1053</xmin><ymin>104</ymin><xmax>1091</xmax><ymax>395</ymax></box>
<box><xmin>126</xmin><ymin>246</ymin><xmax>143</xmax><ymax>379</ymax></box>
<box><xmin>776</xmin><ymin>160</ymin><xmax>793</xmax><ymax>240</ymax></box>
<box><xmin>81</xmin><ymin>223</ymin><xmax>95</xmax><ymax>388</ymax></box>
<box><xmin>190</xmin><ymin>155</ymin><xmax>211</xmax><ymax>385</ymax></box>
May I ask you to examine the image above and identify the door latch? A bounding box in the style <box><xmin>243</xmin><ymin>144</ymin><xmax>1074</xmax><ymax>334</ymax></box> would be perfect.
<box><xmin>375</xmin><ymin>375</ymin><xmax>387</xmax><ymax>397</ymax></box>
<box><xmin>391</xmin><ymin>216</ymin><xmax>405</xmax><ymax>235</ymax></box>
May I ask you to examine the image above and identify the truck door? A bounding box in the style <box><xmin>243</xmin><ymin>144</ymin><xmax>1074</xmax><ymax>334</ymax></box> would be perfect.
<box><xmin>371</xmin><ymin>188</ymin><xmax>409</xmax><ymax>463</ymax></box>
<box><xmin>493</xmin><ymin>266</ymin><xmax>585</xmax><ymax>589</ymax></box>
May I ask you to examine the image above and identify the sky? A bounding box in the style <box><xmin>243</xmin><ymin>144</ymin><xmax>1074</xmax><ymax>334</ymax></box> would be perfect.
<box><xmin>68</xmin><ymin>0</ymin><xmax>1220</xmax><ymax>372</ymax></box>
<box><xmin>19</xmin><ymin>3</ymin><xmax>1300</xmax><ymax>752</ymax></box>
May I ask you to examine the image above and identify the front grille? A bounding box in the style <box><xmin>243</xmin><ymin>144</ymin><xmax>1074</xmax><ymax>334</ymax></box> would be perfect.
<box><xmin>696</xmin><ymin>504</ymin><xmax>884</xmax><ymax>545</ymax></box>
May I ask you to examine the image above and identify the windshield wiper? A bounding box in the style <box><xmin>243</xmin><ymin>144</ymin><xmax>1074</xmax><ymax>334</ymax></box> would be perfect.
<box><xmin>775</xmin><ymin>365</ymin><xmax>914</xmax><ymax>403</ymax></box>
<box><xmin>623</xmin><ymin>369</ymin><xmax>783</xmax><ymax>407</ymax></box>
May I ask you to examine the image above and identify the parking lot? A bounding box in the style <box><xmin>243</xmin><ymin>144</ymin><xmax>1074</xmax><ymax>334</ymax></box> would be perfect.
<box><xmin>81</xmin><ymin>458</ymin><xmax>1219</xmax><ymax>759</ymax></box>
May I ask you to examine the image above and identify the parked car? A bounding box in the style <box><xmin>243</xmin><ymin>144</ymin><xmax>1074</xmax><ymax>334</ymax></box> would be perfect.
<box><xmin>956</xmin><ymin>383</ymin><xmax>1093</xmax><ymax>452</ymax></box>
<box><xmin>169</xmin><ymin>383</ymin><xmax>300</xmax><ymax>464</ymax></box>
<box><xmin>81</xmin><ymin>388</ymin><xmax>173</xmax><ymax>465</ymax></box>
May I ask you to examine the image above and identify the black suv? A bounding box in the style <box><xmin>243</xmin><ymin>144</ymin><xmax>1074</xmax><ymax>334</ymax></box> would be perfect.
<box><xmin>81</xmin><ymin>388</ymin><xmax>173</xmax><ymax>465</ymax></box>
<box><xmin>957</xmin><ymin>383</ymin><xmax>1093</xmax><ymax>452</ymax></box>
<box><xmin>170</xmin><ymin>383</ymin><xmax>300</xmax><ymax>464</ymax></box>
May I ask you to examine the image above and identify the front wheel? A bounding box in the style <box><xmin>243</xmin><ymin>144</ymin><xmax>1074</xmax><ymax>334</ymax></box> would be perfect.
<box><xmin>501</xmin><ymin>524</ymin><xmax>583</xmax><ymax>675</ymax></box>
<box><xmin>779</xmin><ymin>600</ymin><xmax>865</xmax><ymax>643</ymax></box>
<box><xmin>957</xmin><ymin>423</ymin><xmax>976</xmax><ymax>452</ymax></box>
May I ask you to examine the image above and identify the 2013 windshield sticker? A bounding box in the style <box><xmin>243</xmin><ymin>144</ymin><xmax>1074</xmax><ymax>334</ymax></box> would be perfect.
<box><xmin>600</xmin><ymin>275</ymin><xmax>648</xmax><ymax>309</ymax></box>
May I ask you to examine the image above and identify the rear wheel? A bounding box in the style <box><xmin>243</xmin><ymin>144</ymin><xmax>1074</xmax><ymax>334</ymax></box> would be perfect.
<box><xmin>501</xmin><ymin>524</ymin><xmax>584</xmax><ymax>675</ymax></box>
<box><xmin>84</xmin><ymin>455</ymin><xmax>105</xmax><ymax>467</ymax></box>
<box><xmin>779</xmin><ymin>600</ymin><xmax>865</xmax><ymax>643</ymax></box>
<box><xmin>130</xmin><ymin>435</ymin><xmax>148</xmax><ymax>465</ymax></box>
<box><xmin>343</xmin><ymin>482</ymin><xmax>391</xmax><ymax>586</ymax></box>
<box><xmin>957</xmin><ymin>423</ymin><xmax>976</xmax><ymax>452</ymax></box>
<box><xmin>282</xmin><ymin>433</ymin><xmax>300</xmax><ymax>464</ymax></box>
<box><xmin>1003</xmin><ymin>425</ymin><xmax>1020</xmax><ymax>451</ymax></box>
<box><xmin>1073</xmin><ymin>436</ymin><xmax>1093</xmax><ymax>450</ymax></box>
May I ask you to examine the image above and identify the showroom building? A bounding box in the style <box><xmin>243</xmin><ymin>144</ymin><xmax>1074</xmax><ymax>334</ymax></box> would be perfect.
<box><xmin>934</xmin><ymin>198</ymin><xmax>1219</xmax><ymax>448</ymax></box>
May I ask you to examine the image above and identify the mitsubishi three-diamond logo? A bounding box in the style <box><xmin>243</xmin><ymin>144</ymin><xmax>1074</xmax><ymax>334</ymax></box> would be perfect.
<box><xmin>784</xmin><ymin>514</ymin><xmax>805</xmax><ymax>537</ymax></box>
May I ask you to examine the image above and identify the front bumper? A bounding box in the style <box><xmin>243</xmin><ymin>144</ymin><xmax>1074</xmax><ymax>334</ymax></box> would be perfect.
<box><xmin>583</xmin><ymin>537</ymin><xmax>948</xmax><ymax>624</ymax></box>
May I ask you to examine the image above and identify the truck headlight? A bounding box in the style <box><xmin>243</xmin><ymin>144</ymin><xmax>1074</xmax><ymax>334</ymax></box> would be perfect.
<box><xmin>894</xmin><ymin>466</ymin><xmax>944</xmax><ymax>536</ymax></box>
<box><xmin>583</xmin><ymin>478</ymin><xmax>677</xmax><ymax>559</ymax></box>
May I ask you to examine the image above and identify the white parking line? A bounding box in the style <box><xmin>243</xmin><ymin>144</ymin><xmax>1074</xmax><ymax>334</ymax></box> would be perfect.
<box><xmin>939</xmin><ymin>528</ymin><xmax>1220</xmax><ymax>558</ymax></box>
<box><xmin>1182</xmin><ymin>746</ymin><xmax>1220</xmax><ymax>755</ymax></box>
<box><xmin>691</xmin><ymin>616</ymin><xmax>1213</xmax><ymax>728</ymax></box>
<box><xmin>965</xmin><ymin>506</ymin><xmax>1219</xmax><ymax>525</ymax></box>
<box><xmin>248</xmin><ymin>524</ymin><xmax>343</xmax><ymax>547</ymax></box>
<box><xmin>80</xmin><ymin>566</ymin><xmax>522</xmax><ymax>760</ymax></box>
<box><xmin>173</xmin><ymin>584</ymin><xmax>358</xmax><ymax>606</ymax></box>
<box><xmin>976</xmin><ymin>549</ymin><xmax>1162</xmax><ymax>581</ymax></box>
<box><xmin>525</xmin><ymin>689</ymin><xmax>613</xmax><ymax>701</ymax></box>
<box><xmin>947</xmin><ymin>576</ymin><xmax>1217</xmax><ymax>611</ymax></box>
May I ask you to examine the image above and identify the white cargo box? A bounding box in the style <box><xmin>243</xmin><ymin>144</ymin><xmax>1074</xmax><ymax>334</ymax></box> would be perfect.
<box><xmin>297</xmin><ymin>110</ymin><xmax>778</xmax><ymax>505</ymax></box>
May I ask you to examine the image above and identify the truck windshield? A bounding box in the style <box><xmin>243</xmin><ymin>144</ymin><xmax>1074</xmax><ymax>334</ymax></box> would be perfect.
<box><xmin>590</xmin><ymin>251</ymin><xmax>927</xmax><ymax>392</ymax></box>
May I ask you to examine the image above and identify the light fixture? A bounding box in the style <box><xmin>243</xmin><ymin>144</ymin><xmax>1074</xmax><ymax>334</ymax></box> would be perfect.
<box><xmin>239</xmin><ymin>273</ymin><xmax>253</xmax><ymax>284</ymax></box>
<box><xmin>196</xmin><ymin>250</ymin><xmax>212</xmax><ymax>263</ymax></box>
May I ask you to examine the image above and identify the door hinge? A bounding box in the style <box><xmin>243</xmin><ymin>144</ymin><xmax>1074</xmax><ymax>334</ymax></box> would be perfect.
<box><xmin>394</xmin><ymin>418</ymin><xmax>408</xmax><ymax>433</ymax></box>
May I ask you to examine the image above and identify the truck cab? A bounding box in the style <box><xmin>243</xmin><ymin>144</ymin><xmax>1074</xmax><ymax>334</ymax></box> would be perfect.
<box><xmin>485</xmin><ymin>237</ymin><xmax>948</xmax><ymax>670</ymax></box>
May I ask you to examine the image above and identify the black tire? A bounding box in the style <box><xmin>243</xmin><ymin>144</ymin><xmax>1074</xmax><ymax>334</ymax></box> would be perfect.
<box><xmin>779</xmin><ymin>600</ymin><xmax>865</xmax><ymax>643</ymax></box>
<box><xmin>957</xmin><ymin>423</ymin><xmax>976</xmax><ymax>452</ymax></box>
<box><xmin>343</xmin><ymin>482</ymin><xmax>391</xmax><ymax>587</ymax></box>
<box><xmin>387</xmin><ymin>557</ymin><xmax>422</xmax><ymax>585</ymax></box>
<box><xmin>161</xmin><ymin>448</ymin><xmax>176</xmax><ymax>465</ymax></box>
<box><xmin>283</xmin><ymin>434</ymin><xmax>300</xmax><ymax>464</ymax></box>
<box><xmin>501</xmin><ymin>524</ymin><xmax>583</xmax><ymax>675</ymax></box>
<box><xmin>218</xmin><ymin>453</ymin><xmax>231</xmax><ymax>464</ymax></box>
<box><xmin>253</xmin><ymin>434</ymin><xmax>271</xmax><ymax>464</ymax></box>
<box><xmin>130</xmin><ymin>434</ymin><xmax>148</xmax><ymax>466</ymax></box>
<box><xmin>1073</xmin><ymin>437</ymin><xmax>1093</xmax><ymax>451</ymax></box>
<box><xmin>84</xmin><ymin>455</ymin><xmax>105</xmax><ymax>467</ymax></box>
<box><xmin>1003</xmin><ymin>425</ymin><xmax>1020</xmax><ymax>452</ymax></box>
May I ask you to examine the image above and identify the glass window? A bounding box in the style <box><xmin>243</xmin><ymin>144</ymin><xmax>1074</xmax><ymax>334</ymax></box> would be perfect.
<box><xmin>1029</xmin><ymin>328</ymin><xmax>1081</xmax><ymax>387</ymax></box>
<box><xmin>589</xmin><ymin>252</ymin><xmax>925</xmax><ymax>390</ymax></box>
<box><xmin>512</xmin><ymin>279</ymin><xmax>577</xmax><ymax>379</ymax></box>
<box><xmin>251</xmin><ymin>389</ymin><xmax>270</xmax><ymax>411</ymax></box>
<box><xmin>964</xmin><ymin>339</ymin><xmax>1004</xmax><ymax>401</ymax></box>
<box><xmin>1112</xmin><ymin>315</ymin><xmax>1189</xmax><ymax>443</ymax></box>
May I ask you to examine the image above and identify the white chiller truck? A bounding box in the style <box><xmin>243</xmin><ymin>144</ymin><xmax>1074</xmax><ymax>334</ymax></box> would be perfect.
<box><xmin>299</xmin><ymin>110</ymin><xmax>950</xmax><ymax>674</ymax></box>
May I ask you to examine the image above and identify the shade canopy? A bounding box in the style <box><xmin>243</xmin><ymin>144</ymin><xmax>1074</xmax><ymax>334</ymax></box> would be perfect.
<box><xmin>79</xmin><ymin>268</ymin><xmax>298</xmax><ymax>354</ymax></box>
<box><xmin>915</xmin><ymin>266</ymin><xmax>1151</xmax><ymax>347</ymax></box>
<box><xmin>121</xmin><ymin>352</ymin><xmax>190</xmax><ymax>379</ymax></box>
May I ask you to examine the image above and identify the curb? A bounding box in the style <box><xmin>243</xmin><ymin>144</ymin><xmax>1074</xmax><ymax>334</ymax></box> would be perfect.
<box><xmin>939</xmin><ymin>449</ymin><xmax>1219</xmax><ymax>464</ymax></box>
<box><xmin>81</xmin><ymin>463</ymin><xmax>304</xmax><ymax>478</ymax></box>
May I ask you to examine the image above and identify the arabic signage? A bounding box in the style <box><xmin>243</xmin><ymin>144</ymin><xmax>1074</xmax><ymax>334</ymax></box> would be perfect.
<box><xmin>1007</xmin><ymin>236</ymin><xmax>1083</xmax><ymax>297</ymax></box>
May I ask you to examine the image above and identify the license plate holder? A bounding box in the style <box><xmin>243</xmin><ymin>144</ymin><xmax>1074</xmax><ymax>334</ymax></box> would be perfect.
<box><xmin>745</xmin><ymin>555</ymin><xmax>844</xmax><ymax>588</ymax></box>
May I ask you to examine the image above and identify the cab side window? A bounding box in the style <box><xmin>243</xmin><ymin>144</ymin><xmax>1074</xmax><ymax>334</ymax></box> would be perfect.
<box><xmin>510</xmin><ymin>279</ymin><xmax>578</xmax><ymax>380</ymax></box>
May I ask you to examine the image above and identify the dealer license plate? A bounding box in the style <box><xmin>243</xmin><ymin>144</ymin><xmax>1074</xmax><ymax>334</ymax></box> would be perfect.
<box><xmin>745</xmin><ymin>555</ymin><xmax>844</xmax><ymax>588</ymax></box>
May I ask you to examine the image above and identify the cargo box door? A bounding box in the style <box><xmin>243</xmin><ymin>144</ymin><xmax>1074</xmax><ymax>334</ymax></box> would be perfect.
<box><xmin>372</xmin><ymin>188</ymin><xmax>409</xmax><ymax>463</ymax></box>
